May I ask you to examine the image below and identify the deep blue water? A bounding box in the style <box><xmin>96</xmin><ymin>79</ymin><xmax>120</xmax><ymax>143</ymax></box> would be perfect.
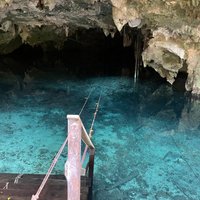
<box><xmin>0</xmin><ymin>70</ymin><xmax>200</xmax><ymax>199</ymax></box>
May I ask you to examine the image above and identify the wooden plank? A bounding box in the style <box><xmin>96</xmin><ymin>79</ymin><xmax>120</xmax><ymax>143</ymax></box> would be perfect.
<box><xmin>0</xmin><ymin>173</ymin><xmax>65</xmax><ymax>181</ymax></box>
<box><xmin>0</xmin><ymin>173</ymin><xmax>90</xmax><ymax>185</ymax></box>
<box><xmin>88</xmin><ymin>149</ymin><xmax>95</xmax><ymax>200</ymax></box>
<box><xmin>80</xmin><ymin>119</ymin><xmax>95</xmax><ymax>149</ymax></box>
<box><xmin>0</xmin><ymin>174</ymin><xmax>89</xmax><ymax>200</ymax></box>
<box><xmin>66</xmin><ymin>115</ymin><xmax>82</xmax><ymax>200</ymax></box>
<box><xmin>67</xmin><ymin>115</ymin><xmax>95</xmax><ymax>149</ymax></box>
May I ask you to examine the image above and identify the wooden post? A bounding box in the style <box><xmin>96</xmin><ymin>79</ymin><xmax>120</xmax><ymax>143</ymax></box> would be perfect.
<box><xmin>88</xmin><ymin>148</ymin><xmax>95</xmax><ymax>200</ymax></box>
<box><xmin>66</xmin><ymin>115</ymin><xmax>82</xmax><ymax>200</ymax></box>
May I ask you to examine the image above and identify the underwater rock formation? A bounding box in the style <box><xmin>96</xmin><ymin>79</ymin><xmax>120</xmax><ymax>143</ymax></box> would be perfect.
<box><xmin>178</xmin><ymin>97</ymin><xmax>200</xmax><ymax>132</ymax></box>
<box><xmin>1</xmin><ymin>0</ymin><xmax>200</xmax><ymax>94</ymax></box>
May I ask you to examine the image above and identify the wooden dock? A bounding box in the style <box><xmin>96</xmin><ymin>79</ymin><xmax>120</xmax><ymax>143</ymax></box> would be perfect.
<box><xmin>0</xmin><ymin>114</ymin><xmax>97</xmax><ymax>200</ymax></box>
<box><xmin>0</xmin><ymin>173</ymin><xmax>91</xmax><ymax>200</ymax></box>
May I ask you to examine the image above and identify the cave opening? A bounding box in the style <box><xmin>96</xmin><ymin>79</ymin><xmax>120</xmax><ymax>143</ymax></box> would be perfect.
<box><xmin>0</xmin><ymin>27</ymin><xmax>163</xmax><ymax>82</ymax></box>
<box><xmin>0</xmin><ymin>29</ymin><xmax>128</xmax><ymax>76</ymax></box>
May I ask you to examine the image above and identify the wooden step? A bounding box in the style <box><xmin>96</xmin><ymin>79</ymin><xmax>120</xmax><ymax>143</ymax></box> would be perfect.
<box><xmin>0</xmin><ymin>173</ymin><xmax>90</xmax><ymax>200</ymax></box>
<box><xmin>0</xmin><ymin>173</ymin><xmax>90</xmax><ymax>185</ymax></box>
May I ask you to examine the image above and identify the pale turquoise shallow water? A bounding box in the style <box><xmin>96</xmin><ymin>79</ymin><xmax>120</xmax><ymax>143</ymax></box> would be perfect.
<box><xmin>0</xmin><ymin>71</ymin><xmax>200</xmax><ymax>199</ymax></box>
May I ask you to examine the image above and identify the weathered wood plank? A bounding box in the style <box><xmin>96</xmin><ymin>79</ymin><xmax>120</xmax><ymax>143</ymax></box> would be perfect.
<box><xmin>0</xmin><ymin>173</ymin><xmax>89</xmax><ymax>200</ymax></box>
<box><xmin>66</xmin><ymin>115</ymin><xmax>82</xmax><ymax>200</ymax></box>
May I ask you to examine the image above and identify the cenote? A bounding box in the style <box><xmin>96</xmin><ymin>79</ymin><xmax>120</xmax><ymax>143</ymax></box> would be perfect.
<box><xmin>0</xmin><ymin>29</ymin><xmax>200</xmax><ymax>200</ymax></box>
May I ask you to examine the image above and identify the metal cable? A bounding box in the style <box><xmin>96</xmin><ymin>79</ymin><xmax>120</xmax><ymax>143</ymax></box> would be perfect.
<box><xmin>79</xmin><ymin>88</ymin><xmax>94</xmax><ymax>116</ymax></box>
<box><xmin>89</xmin><ymin>91</ymin><xmax>102</xmax><ymax>137</ymax></box>
<box><xmin>81</xmin><ymin>91</ymin><xmax>102</xmax><ymax>165</ymax></box>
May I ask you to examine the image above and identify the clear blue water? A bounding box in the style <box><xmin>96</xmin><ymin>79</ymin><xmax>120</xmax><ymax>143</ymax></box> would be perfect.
<box><xmin>0</xmin><ymin>70</ymin><xmax>200</xmax><ymax>200</ymax></box>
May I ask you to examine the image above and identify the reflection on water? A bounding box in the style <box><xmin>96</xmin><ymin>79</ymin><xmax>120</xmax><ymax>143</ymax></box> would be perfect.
<box><xmin>0</xmin><ymin>68</ymin><xmax>200</xmax><ymax>200</ymax></box>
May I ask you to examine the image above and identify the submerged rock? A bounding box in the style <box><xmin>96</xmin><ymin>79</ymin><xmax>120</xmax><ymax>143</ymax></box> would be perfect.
<box><xmin>155</xmin><ymin>190</ymin><xmax>171</xmax><ymax>200</ymax></box>
<box><xmin>178</xmin><ymin>98</ymin><xmax>200</xmax><ymax>132</ymax></box>
<box><xmin>173</xmin><ymin>195</ymin><xmax>188</xmax><ymax>200</ymax></box>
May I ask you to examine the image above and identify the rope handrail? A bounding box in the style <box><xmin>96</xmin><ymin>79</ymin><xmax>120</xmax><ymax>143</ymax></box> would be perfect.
<box><xmin>79</xmin><ymin>88</ymin><xmax>93</xmax><ymax>116</ymax></box>
<box><xmin>14</xmin><ymin>174</ymin><xmax>23</xmax><ymax>184</ymax></box>
<box><xmin>2</xmin><ymin>182</ymin><xmax>9</xmax><ymax>190</ymax></box>
<box><xmin>31</xmin><ymin>89</ymin><xmax>100</xmax><ymax>200</ymax></box>
<box><xmin>31</xmin><ymin>136</ymin><xmax>68</xmax><ymax>200</ymax></box>
<box><xmin>89</xmin><ymin>91</ymin><xmax>101</xmax><ymax>137</ymax></box>
<box><xmin>81</xmin><ymin>91</ymin><xmax>101</xmax><ymax>165</ymax></box>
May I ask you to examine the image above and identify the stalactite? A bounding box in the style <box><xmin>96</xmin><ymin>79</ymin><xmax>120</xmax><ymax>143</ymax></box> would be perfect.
<box><xmin>36</xmin><ymin>0</ymin><xmax>44</xmax><ymax>10</ymax></box>
<box><xmin>134</xmin><ymin>29</ymin><xmax>142</xmax><ymax>84</ymax></box>
<box><xmin>123</xmin><ymin>26</ymin><xmax>132</xmax><ymax>47</ymax></box>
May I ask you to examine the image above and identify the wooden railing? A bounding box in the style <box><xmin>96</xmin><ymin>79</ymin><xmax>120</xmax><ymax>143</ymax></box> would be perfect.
<box><xmin>65</xmin><ymin>115</ymin><xmax>95</xmax><ymax>200</ymax></box>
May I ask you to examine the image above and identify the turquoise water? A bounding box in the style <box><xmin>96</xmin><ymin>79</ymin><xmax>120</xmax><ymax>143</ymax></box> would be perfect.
<box><xmin>0</xmin><ymin>70</ymin><xmax>200</xmax><ymax>199</ymax></box>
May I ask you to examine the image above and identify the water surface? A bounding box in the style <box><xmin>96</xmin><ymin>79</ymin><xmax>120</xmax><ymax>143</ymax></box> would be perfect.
<box><xmin>0</xmin><ymin>70</ymin><xmax>200</xmax><ymax>199</ymax></box>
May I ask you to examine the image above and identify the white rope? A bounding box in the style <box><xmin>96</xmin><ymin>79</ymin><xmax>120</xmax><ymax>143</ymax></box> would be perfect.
<box><xmin>31</xmin><ymin>136</ymin><xmax>68</xmax><ymax>200</ymax></box>
<box><xmin>14</xmin><ymin>174</ymin><xmax>23</xmax><ymax>184</ymax></box>
<box><xmin>81</xmin><ymin>91</ymin><xmax>102</xmax><ymax>165</ymax></box>
<box><xmin>2</xmin><ymin>182</ymin><xmax>9</xmax><ymax>190</ymax></box>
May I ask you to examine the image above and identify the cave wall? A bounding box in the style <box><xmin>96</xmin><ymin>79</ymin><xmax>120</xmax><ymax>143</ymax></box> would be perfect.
<box><xmin>1</xmin><ymin>0</ymin><xmax>200</xmax><ymax>95</ymax></box>
<box><xmin>111</xmin><ymin>0</ymin><xmax>200</xmax><ymax>95</ymax></box>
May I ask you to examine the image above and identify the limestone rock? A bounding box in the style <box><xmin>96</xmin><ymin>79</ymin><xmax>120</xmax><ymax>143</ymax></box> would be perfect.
<box><xmin>128</xmin><ymin>18</ymin><xmax>141</xmax><ymax>28</ymax></box>
<box><xmin>44</xmin><ymin>0</ymin><xmax>57</xmax><ymax>11</ymax></box>
<box><xmin>0</xmin><ymin>0</ymin><xmax>116</xmax><ymax>53</ymax></box>
<box><xmin>142</xmin><ymin>29</ymin><xmax>185</xmax><ymax>84</ymax></box>
<box><xmin>109</xmin><ymin>0</ymin><xmax>200</xmax><ymax>95</ymax></box>
<box><xmin>112</xmin><ymin>2</ymin><xmax>140</xmax><ymax>31</ymax></box>
<box><xmin>110</xmin><ymin>0</ymin><xmax>126</xmax><ymax>9</ymax></box>
<box><xmin>0</xmin><ymin>0</ymin><xmax>12</xmax><ymax>8</ymax></box>
<box><xmin>185</xmin><ymin>49</ymin><xmax>200</xmax><ymax>95</ymax></box>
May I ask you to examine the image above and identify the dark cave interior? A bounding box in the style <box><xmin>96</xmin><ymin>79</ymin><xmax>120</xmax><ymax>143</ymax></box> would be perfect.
<box><xmin>0</xmin><ymin>28</ymin><xmax>134</xmax><ymax>75</ymax></box>
<box><xmin>0</xmin><ymin>28</ymin><xmax>186</xmax><ymax>91</ymax></box>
